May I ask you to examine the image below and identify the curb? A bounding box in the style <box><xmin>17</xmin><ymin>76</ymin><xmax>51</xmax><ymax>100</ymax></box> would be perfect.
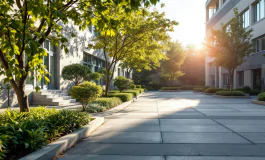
<box><xmin>252</xmin><ymin>100</ymin><xmax>265</xmax><ymax>105</ymax></box>
<box><xmin>214</xmin><ymin>95</ymin><xmax>250</xmax><ymax>99</ymax></box>
<box><xmin>20</xmin><ymin>117</ymin><xmax>104</xmax><ymax>160</ymax></box>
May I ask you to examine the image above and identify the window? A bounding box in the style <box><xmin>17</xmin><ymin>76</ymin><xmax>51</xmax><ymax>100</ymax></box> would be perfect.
<box><xmin>254</xmin><ymin>0</ymin><xmax>265</xmax><ymax>23</ymax></box>
<box><xmin>238</xmin><ymin>71</ymin><xmax>244</xmax><ymax>86</ymax></box>
<box><xmin>262</xmin><ymin>37</ymin><xmax>265</xmax><ymax>51</ymax></box>
<box><xmin>241</xmin><ymin>9</ymin><xmax>250</xmax><ymax>28</ymax></box>
<box><xmin>223</xmin><ymin>73</ymin><xmax>229</xmax><ymax>86</ymax></box>
<box><xmin>254</xmin><ymin>39</ymin><xmax>260</xmax><ymax>52</ymax></box>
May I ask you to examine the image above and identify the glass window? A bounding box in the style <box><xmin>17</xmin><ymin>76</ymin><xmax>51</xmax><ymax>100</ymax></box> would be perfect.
<box><xmin>256</xmin><ymin>39</ymin><xmax>260</xmax><ymax>52</ymax></box>
<box><xmin>242</xmin><ymin>9</ymin><xmax>250</xmax><ymax>28</ymax></box>
<box><xmin>262</xmin><ymin>37</ymin><xmax>265</xmax><ymax>51</ymax></box>
<box><xmin>254</xmin><ymin>0</ymin><xmax>265</xmax><ymax>23</ymax></box>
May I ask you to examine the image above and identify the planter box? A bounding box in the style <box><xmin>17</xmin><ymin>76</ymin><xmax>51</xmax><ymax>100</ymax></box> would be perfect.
<box><xmin>159</xmin><ymin>90</ymin><xmax>180</xmax><ymax>92</ymax></box>
<box><xmin>215</xmin><ymin>95</ymin><xmax>250</xmax><ymax>99</ymax></box>
<box><xmin>20</xmin><ymin>117</ymin><xmax>104</xmax><ymax>160</ymax></box>
<box><xmin>252</xmin><ymin>100</ymin><xmax>265</xmax><ymax>105</ymax></box>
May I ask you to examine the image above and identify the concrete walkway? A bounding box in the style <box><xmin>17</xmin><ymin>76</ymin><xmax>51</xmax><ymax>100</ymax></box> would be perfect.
<box><xmin>59</xmin><ymin>91</ymin><xmax>265</xmax><ymax>160</ymax></box>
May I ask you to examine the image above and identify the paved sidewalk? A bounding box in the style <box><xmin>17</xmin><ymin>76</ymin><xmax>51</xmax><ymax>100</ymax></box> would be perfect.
<box><xmin>59</xmin><ymin>91</ymin><xmax>265</xmax><ymax>160</ymax></box>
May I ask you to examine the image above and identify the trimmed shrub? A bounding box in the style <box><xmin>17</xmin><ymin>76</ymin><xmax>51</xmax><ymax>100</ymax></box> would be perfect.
<box><xmin>62</xmin><ymin>64</ymin><xmax>91</xmax><ymax>85</ymax></box>
<box><xmin>161</xmin><ymin>87</ymin><xmax>181</xmax><ymax>90</ymax></box>
<box><xmin>242</xmin><ymin>86</ymin><xmax>252</xmax><ymax>93</ymax></box>
<box><xmin>180</xmin><ymin>86</ymin><xmax>194</xmax><ymax>90</ymax></box>
<box><xmin>0</xmin><ymin>108</ymin><xmax>91</xmax><ymax>159</ymax></box>
<box><xmin>216</xmin><ymin>91</ymin><xmax>245</xmax><ymax>96</ymax></box>
<box><xmin>249</xmin><ymin>90</ymin><xmax>261</xmax><ymax>95</ymax></box>
<box><xmin>71</xmin><ymin>81</ymin><xmax>102</xmax><ymax>110</ymax></box>
<box><xmin>204</xmin><ymin>88</ymin><xmax>225</xmax><ymax>93</ymax></box>
<box><xmin>134</xmin><ymin>88</ymin><xmax>145</xmax><ymax>93</ymax></box>
<box><xmin>136</xmin><ymin>85</ymin><xmax>142</xmax><ymax>88</ymax></box>
<box><xmin>114</xmin><ymin>76</ymin><xmax>133</xmax><ymax>92</ymax></box>
<box><xmin>93</xmin><ymin>97</ymin><xmax>122</xmax><ymax>109</ymax></box>
<box><xmin>85</xmin><ymin>104</ymin><xmax>106</xmax><ymax>113</ymax></box>
<box><xmin>87</xmin><ymin>72</ymin><xmax>103</xmax><ymax>81</ymax></box>
<box><xmin>108</xmin><ymin>92</ymin><xmax>134</xmax><ymax>102</ymax></box>
<box><xmin>130</xmin><ymin>84</ymin><xmax>136</xmax><ymax>89</ymax></box>
<box><xmin>258</xmin><ymin>92</ymin><xmax>265</xmax><ymax>101</ymax></box>
<box><xmin>193</xmin><ymin>88</ymin><xmax>205</xmax><ymax>92</ymax></box>
<box><xmin>123</xmin><ymin>89</ymin><xmax>140</xmax><ymax>97</ymax></box>
<box><xmin>108</xmin><ymin>90</ymin><xmax>120</xmax><ymax>93</ymax></box>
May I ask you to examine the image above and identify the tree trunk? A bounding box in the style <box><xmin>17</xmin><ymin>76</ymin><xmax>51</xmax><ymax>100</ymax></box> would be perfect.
<box><xmin>229</xmin><ymin>70</ymin><xmax>234</xmax><ymax>92</ymax></box>
<box><xmin>105</xmin><ymin>71</ymin><xmax>110</xmax><ymax>97</ymax></box>
<box><xmin>15</xmin><ymin>86</ymin><xmax>30</xmax><ymax>112</ymax></box>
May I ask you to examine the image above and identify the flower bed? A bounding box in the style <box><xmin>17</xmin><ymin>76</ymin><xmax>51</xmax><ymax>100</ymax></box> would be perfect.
<box><xmin>0</xmin><ymin>107</ymin><xmax>91</xmax><ymax>159</ymax></box>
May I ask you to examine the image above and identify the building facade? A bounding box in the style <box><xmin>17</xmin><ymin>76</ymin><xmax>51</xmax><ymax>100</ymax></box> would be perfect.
<box><xmin>205</xmin><ymin>0</ymin><xmax>265</xmax><ymax>90</ymax></box>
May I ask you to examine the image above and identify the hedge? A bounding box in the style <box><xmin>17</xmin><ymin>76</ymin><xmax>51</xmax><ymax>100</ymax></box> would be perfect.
<box><xmin>258</xmin><ymin>92</ymin><xmax>265</xmax><ymax>101</ymax></box>
<box><xmin>215</xmin><ymin>91</ymin><xmax>245</xmax><ymax>96</ymax></box>
<box><xmin>122</xmin><ymin>89</ymin><xmax>141</xmax><ymax>97</ymax></box>
<box><xmin>180</xmin><ymin>86</ymin><xmax>195</xmax><ymax>90</ymax></box>
<box><xmin>249</xmin><ymin>90</ymin><xmax>261</xmax><ymax>95</ymax></box>
<box><xmin>136</xmin><ymin>88</ymin><xmax>145</xmax><ymax>93</ymax></box>
<box><xmin>204</xmin><ymin>88</ymin><xmax>225</xmax><ymax>93</ymax></box>
<box><xmin>93</xmin><ymin>97</ymin><xmax>122</xmax><ymax>109</ymax></box>
<box><xmin>193</xmin><ymin>88</ymin><xmax>205</xmax><ymax>92</ymax></box>
<box><xmin>161</xmin><ymin>87</ymin><xmax>181</xmax><ymax>90</ymax></box>
<box><xmin>0</xmin><ymin>108</ymin><xmax>91</xmax><ymax>159</ymax></box>
<box><xmin>107</xmin><ymin>92</ymin><xmax>134</xmax><ymax>102</ymax></box>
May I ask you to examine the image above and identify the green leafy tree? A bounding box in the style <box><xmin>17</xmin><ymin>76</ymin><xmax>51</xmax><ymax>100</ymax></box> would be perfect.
<box><xmin>89</xmin><ymin>7</ymin><xmax>177</xmax><ymax>96</ymax></box>
<box><xmin>161</xmin><ymin>41</ymin><xmax>187</xmax><ymax>86</ymax></box>
<box><xmin>206</xmin><ymin>8</ymin><xmax>253</xmax><ymax>91</ymax></box>
<box><xmin>114</xmin><ymin>76</ymin><xmax>133</xmax><ymax>92</ymax></box>
<box><xmin>71</xmin><ymin>81</ymin><xmax>102</xmax><ymax>111</ymax></box>
<box><xmin>62</xmin><ymin>64</ymin><xmax>91</xmax><ymax>85</ymax></box>
<box><xmin>0</xmin><ymin>0</ymin><xmax>160</xmax><ymax>112</ymax></box>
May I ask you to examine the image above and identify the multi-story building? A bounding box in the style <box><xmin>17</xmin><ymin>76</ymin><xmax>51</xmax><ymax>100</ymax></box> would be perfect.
<box><xmin>205</xmin><ymin>0</ymin><xmax>265</xmax><ymax>90</ymax></box>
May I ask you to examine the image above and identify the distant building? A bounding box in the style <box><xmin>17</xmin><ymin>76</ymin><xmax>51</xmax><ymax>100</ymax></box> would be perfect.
<box><xmin>205</xmin><ymin>0</ymin><xmax>265</xmax><ymax>89</ymax></box>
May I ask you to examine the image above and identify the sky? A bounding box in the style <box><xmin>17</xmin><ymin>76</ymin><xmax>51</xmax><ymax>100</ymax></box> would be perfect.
<box><xmin>154</xmin><ymin>0</ymin><xmax>206</xmax><ymax>48</ymax></box>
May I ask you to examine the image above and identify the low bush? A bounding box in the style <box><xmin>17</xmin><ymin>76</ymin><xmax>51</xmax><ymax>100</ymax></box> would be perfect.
<box><xmin>216</xmin><ymin>91</ymin><xmax>245</xmax><ymax>96</ymax></box>
<box><xmin>108</xmin><ymin>90</ymin><xmax>120</xmax><ymax>93</ymax></box>
<box><xmin>136</xmin><ymin>85</ymin><xmax>142</xmax><ymax>88</ymax></box>
<box><xmin>0</xmin><ymin>108</ymin><xmax>91</xmax><ymax>159</ymax></box>
<box><xmin>130</xmin><ymin>84</ymin><xmax>136</xmax><ymax>89</ymax></box>
<box><xmin>161</xmin><ymin>87</ymin><xmax>181</xmax><ymax>90</ymax></box>
<box><xmin>249</xmin><ymin>90</ymin><xmax>261</xmax><ymax>95</ymax></box>
<box><xmin>180</xmin><ymin>86</ymin><xmax>195</xmax><ymax>90</ymax></box>
<box><xmin>93</xmin><ymin>97</ymin><xmax>122</xmax><ymax>109</ymax></box>
<box><xmin>204</xmin><ymin>87</ymin><xmax>225</xmax><ymax>93</ymax></box>
<box><xmin>85</xmin><ymin>104</ymin><xmax>106</xmax><ymax>113</ymax></box>
<box><xmin>135</xmin><ymin>88</ymin><xmax>145</xmax><ymax>93</ymax></box>
<box><xmin>242</xmin><ymin>86</ymin><xmax>252</xmax><ymax>93</ymax></box>
<box><xmin>108</xmin><ymin>92</ymin><xmax>134</xmax><ymax>102</ymax></box>
<box><xmin>71</xmin><ymin>81</ymin><xmax>103</xmax><ymax>111</ymax></box>
<box><xmin>258</xmin><ymin>92</ymin><xmax>265</xmax><ymax>101</ymax></box>
<box><xmin>62</xmin><ymin>63</ymin><xmax>91</xmax><ymax>85</ymax></box>
<box><xmin>114</xmin><ymin>76</ymin><xmax>133</xmax><ymax>92</ymax></box>
<box><xmin>122</xmin><ymin>89</ymin><xmax>140</xmax><ymax>97</ymax></box>
<box><xmin>193</xmin><ymin>88</ymin><xmax>205</xmax><ymax>92</ymax></box>
<box><xmin>146</xmin><ymin>84</ymin><xmax>162</xmax><ymax>90</ymax></box>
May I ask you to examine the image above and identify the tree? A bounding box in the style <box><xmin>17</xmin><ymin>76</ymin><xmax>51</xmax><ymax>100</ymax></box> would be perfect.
<box><xmin>89</xmin><ymin>7</ymin><xmax>177</xmax><ymax>96</ymax></box>
<box><xmin>206</xmin><ymin>8</ymin><xmax>253</xmax><ymax>91</ymax></box>
<box><xmin>161</xmin><ymin>41</ymin><xmax>187</xmax><ymax>86</ymax></box>
<box><xmin>179</xmin><ymin>45</ymin><xmax>205</xmax><ymax>85</ymax></box>
<box><xmin>62</xmin><ymin>64</ymin><xmax>91</xmax><ymax>85</ymax></box>
<box><xmin>0</xmin><ymin>0</ymin><xmax>160</xmax><ymax>112</ymax></box>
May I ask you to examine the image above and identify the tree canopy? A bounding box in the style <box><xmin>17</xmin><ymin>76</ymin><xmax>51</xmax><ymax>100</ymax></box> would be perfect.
<box><xmin>89</xmin><ymin>6</ymin><xmax>177</xmax><ymax>96</ymax></box>
<box><xmin>0</xmin><ymin>0</ymin><xmax>160</xmax><ymax>112</ymax></box>
<box><xmin>161</xmin><ymin>41</ymin><xmax>187</xmax><ymax>86</ymax></box>
<box><xmin>206</xmin><ymin>8</ymin><xmax>253</xmax><ymax>91</ymax></box>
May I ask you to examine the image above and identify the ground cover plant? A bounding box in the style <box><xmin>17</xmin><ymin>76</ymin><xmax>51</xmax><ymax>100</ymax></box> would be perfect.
<box><xmin>0</xmin><ymin>108</ymin><xmax>91</xmax><ymax>159</ymax></box>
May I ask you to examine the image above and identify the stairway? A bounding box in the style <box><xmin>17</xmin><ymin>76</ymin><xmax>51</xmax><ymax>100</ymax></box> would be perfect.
<box><xmin>32</xmin><ymin>90</ymin><xmax>77</xmax><ymax>106</ymax></box>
